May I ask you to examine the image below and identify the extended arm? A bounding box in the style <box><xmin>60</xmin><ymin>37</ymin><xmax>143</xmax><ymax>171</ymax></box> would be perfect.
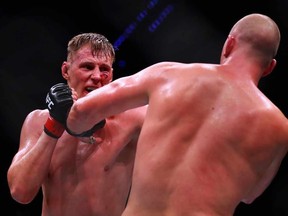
<box><xmin>66</xmin><ymin>71</ymin><xmax>149</xmax><ymax>135</ymax></box>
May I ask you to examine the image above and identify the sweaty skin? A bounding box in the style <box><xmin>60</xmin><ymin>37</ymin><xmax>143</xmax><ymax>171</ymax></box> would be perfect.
<box><xmin>20</xmin><ymin>107</ymin><xmax>144</xmax><ymax>216</ymax></box>
<box><xmin>66</xmin><ymin>14</ymin><xmax>288</xmax><ymax>216</ymax></box>
<box><xmin>7</xmin><ymin>33</ymin><xmax>147</xmax><ymax>216</ymax></box>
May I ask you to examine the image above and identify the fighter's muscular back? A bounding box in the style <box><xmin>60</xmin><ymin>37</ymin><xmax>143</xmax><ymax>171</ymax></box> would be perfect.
<box><xmin>120</xmin><ymin>62</ymin><xmax>288</xmax><ymax>216</ymax></box>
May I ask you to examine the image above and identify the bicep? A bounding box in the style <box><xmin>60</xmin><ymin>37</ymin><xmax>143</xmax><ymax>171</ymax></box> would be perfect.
<box><xmin>80</xmin><ymin>73</ymin><xmax>149</xmax><ymax>118</ymax></box>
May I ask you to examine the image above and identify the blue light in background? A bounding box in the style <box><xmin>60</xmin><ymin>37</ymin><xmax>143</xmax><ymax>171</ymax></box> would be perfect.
<box><xmin>113</xmin><ymin>0</ymin><xmax>174</xmax><ymax>69</ymax></box>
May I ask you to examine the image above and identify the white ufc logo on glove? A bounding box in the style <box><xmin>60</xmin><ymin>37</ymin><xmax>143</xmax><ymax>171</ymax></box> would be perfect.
<box><xmin>46</xmin><ymin>95</ymin><xmax>54</xmax><ymax>110</ymax></box>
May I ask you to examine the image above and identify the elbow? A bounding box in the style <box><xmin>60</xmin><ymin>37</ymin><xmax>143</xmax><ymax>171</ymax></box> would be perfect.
<box><xmin>7</xmin><ymin>172</ymin><xmax>36</xmax><ymax>204</ymax></box>
<box><xmin>8</xmin><ymin>182</ymin><xmax>35</xmax><ymax>204</ymax></box>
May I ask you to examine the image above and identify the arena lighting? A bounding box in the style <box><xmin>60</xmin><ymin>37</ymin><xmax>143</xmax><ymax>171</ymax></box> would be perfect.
<box><xmin>113</xmin><ymin>0</ymin><xmax>174</xmax><ymax>51</ymax></box>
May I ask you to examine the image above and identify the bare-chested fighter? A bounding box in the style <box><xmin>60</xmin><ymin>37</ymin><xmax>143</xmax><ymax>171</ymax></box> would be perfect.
<box><xmin>65</xmin><ymin>14</ymin><xmax>286</xmax><ymax>216</ymax></box>
<box><xmin>7</xmin><ymin>32</ymin><xmax>146</xmax><ymax>216</ymax></box>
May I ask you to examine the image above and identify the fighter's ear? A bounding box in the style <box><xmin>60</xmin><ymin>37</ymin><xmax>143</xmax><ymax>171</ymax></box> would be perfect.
<box><xmin>61</xmin><ymin>61</ymin><xmax>69</xmax><ymax>80</ymax></box>
<box><xmin>262</xmin><ymin>59</ymin><xmax>277</xmax><ymax>77</ymax></box>
<box><xmin>223</xmin><ymin>35</ymin><xmax>235</xmax><ymax>58</ymax></box>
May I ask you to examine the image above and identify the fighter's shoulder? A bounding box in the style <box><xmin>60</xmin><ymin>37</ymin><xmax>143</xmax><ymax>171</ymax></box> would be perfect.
<box><xmin>27</xmin><ymin>108</ymin><xmax>48</xmax><ymax>118</ymax></box>
<box><xmin>23</xmin><ymin>109</ymin><xmax>49</xmax><ymax>126</ymax></box>
<box><xmin>255</xmin><ymin>102</ymin><xmax>288</xmax><ymax>130</ymax></box>
<box><xmin>148</xmin><ymin>61</ymin><xmax>187</xmax><ymax>70</ymax></box>
<box><xmin>263</xmin><ymin>106</ymin><xmax>288</xmax><ymax>143</ymax></box>
<box><xmin>147</xmin><ymin>62</ymin><xmax>212</xmax><ymax>72</ymax></box>
<box><xmin>139</xmin><ymin>62</ymin><xmax>189</xmax><ymax>79</ymax></box>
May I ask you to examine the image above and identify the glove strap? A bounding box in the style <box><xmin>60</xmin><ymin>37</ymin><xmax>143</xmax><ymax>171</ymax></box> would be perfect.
<box><xmin>66</xmin><ymin>119</ymin><xmax>106</xmax><ymax>137</ymax></box>
<box><xmin>44</xmin><ymin>116</ymin><xmax>65</xmax><ymax>139</ymax></box>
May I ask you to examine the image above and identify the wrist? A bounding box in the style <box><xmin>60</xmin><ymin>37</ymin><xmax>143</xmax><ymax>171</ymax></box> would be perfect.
<box><xmin>44</xmin><ymin>116</ymin><xmax>65</xmax><ymax>139</ymax></box>
<box><xmin>66</xmin><ymin>119</ymin><xmax>106</xmax><ymax>137</ymax></box>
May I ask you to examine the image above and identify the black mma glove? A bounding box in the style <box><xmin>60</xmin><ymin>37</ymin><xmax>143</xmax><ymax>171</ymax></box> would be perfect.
<box><xmin>66</xmin><ymin>119</ymin><xmax>106</xmax><ymax>137</ymax></box>
<box><xmin>44</xmin><ymin>83</ymin><xmax>73</xmax><ymax>138</ymax></box>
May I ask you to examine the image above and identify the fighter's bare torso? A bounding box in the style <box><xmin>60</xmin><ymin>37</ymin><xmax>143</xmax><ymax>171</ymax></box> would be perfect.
<box><xmin>25</xmin><ymin>106</ymin><xmax>145</xmax><ymax>216</ymax></box>
<box><xmin>121</xmin><ymin>62</ymin><xmax>288</xmax><ymax>216</ymax></box>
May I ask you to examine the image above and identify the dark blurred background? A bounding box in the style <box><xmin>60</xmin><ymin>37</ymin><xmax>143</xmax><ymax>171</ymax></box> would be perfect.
<box><xmin>1</xmin><ymin>1</ymin><xmax>288</xmax><ymax>215</ymax></box>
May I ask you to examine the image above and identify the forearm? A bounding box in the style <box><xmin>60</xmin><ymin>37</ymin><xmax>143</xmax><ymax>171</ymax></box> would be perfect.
<box><xmin>66</xmin><ymin>99</ymin><xmax>104</xmax><ymax>134</ymax></box>
<box><xmin>7</xmin><ymin>132</ymin><xmax>57</xmax><ymax>204</ymax></box>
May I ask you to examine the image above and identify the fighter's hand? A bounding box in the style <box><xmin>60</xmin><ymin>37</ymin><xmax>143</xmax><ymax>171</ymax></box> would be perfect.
<box><xmin>44</xmin><ymin>83</ymin><xmax>74</xmax><ymax>138</ymax></box>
